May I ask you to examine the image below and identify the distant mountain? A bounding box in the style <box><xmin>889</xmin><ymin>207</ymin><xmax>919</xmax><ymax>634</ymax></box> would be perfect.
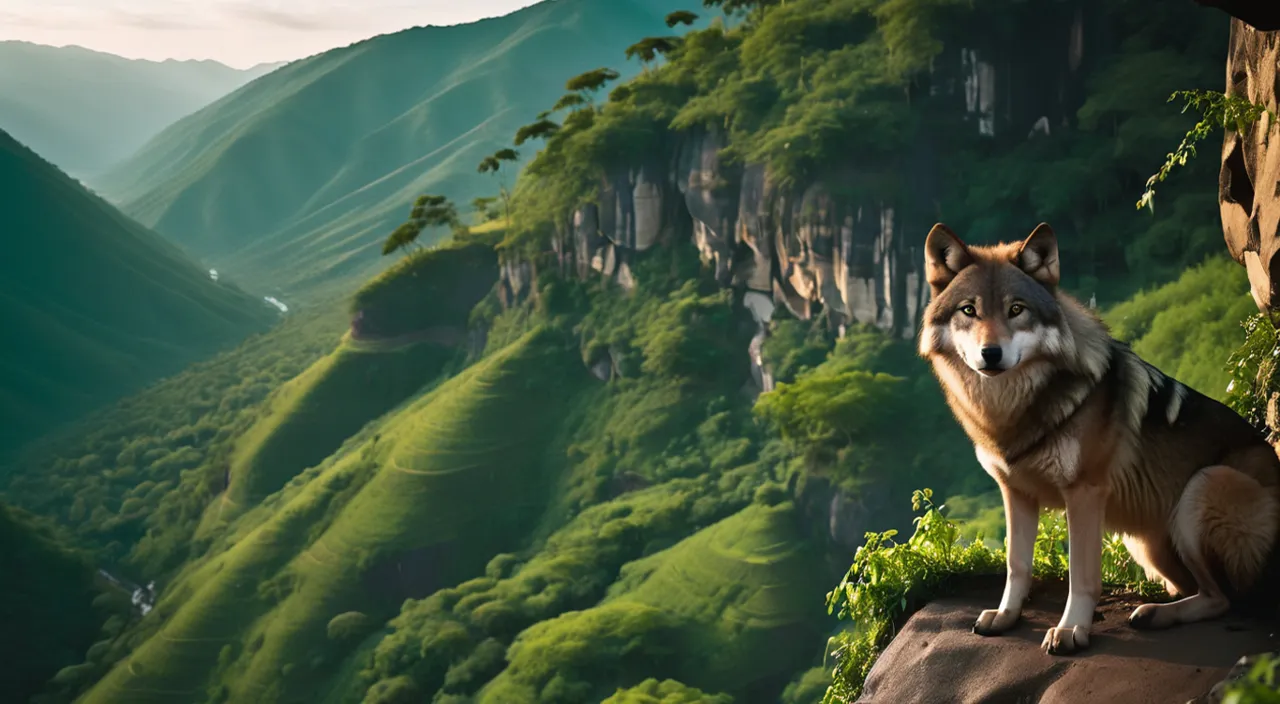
<box><xmin>0</xmin><ymin>42</ymin><xmax>280</xmax><ymax>178</ymax></box>
<box><xmin>94</xmin><ymin>0</ymin><xmax>689</xmax><ymax>297</ymax></box>
<box><xmin>0</xmin><ymin>128</ymin><xmax>276</xmax><ymax>457</ymax></box>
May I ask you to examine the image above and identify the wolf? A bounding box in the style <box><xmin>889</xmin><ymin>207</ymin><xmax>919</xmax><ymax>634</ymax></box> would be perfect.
<box><xmin>918</xmin><ymin>222</ymin><xmax>1280</xmax><ymax>655</ymax></box>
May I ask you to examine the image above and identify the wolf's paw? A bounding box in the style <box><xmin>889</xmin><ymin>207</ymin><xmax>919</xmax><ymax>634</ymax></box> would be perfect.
<box><xmin>1128</xmin><ymin>603</ymin><xmax>1171</xmax><ymax>630</ymax></box>
<box><xmin>973</xmin><ymin>608</ymin><xmax>1019</xmax><ymax>636</ymax></box>
<box><xmin>1041</xmin><ymin>625</ymin><xmax>1090</xmax><ymax>655</ymax></box>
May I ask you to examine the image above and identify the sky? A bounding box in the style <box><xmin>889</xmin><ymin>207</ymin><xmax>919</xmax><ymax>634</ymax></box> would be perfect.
<box><xmin>0</xmin><ymin>0</ymin><xmax>545</xmax><ymax>68</ymax></box>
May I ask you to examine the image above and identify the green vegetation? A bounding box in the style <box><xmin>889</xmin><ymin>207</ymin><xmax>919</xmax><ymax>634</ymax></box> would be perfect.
<box><xmin>502</xmin><ymin>0</ymin><xmax>1228</xmax><ymax>304</ymax></box>
<box><xmin>756</xmin><ymin>326</ymin><xmax>987</xmax><ymax>504</ymax></box>
<box><xmin>0</xmin><ymin>41</ymin><xmax>275</xmax><ymax>178</ymax></box>
<box><xmin>822</xmin><ymin>490</ymin><xmax>1163</xmax><ymax>702</ymax></box>
<box><xmin>478</xmin><ymin>500</ymin><xmax>825</xmax><ymax>702</ymax></box>
<box><xmin>78</xmin><ymin>327</ymin><xmax>585</xmax><ymax>704</ymax></box>
<box><xmin>1222</xmin><ymin>655</ymin><xmax>1280</xmax><ymax>704</ymax></box>
<box><xmin>1226</xmin><ymin>314</ymin><xmax>1280</xmax><ymax>441</ymax></box>
<box><xmin>1105</xmin><ymin>256</ymin><xmax>1255</xmax><ymax>400</ymax></box>
<box><xmin>353</xmin><ymin>240</ymin><xmax>499</xmax><ymax>338</ymax></box>
<box><xmin>603</xmin><ymin>678</ymin><xmax>732</xmax><ymax>703</ymax></box>
<box><xmin>1137</xmin><ymin>90</ymin><xmax>1274</xmax><ymax>210</ymax></box>
<box><xmin>0</xmin><ymin>127</ymin><xmax>275</xmax><ymax>459</ymax></box>
<box><xmin>224</xmin><ymin>338</ymin><xmax>457</xmax><ymax>508</ymax></box>
<box><xmin>5</xmin><ymin>0</ymin><xmax>1263</xmax><ymax>701</ymax></box>
<box><xmin>382</xmin><ymin>195</ymin><xmax>467</xmax><ymax>256</ymax></box>
<box><xmin>94</xmin><ymin>0</ymin><xmax>692</xmax><ymax>296</ymax></box>
<box><xmin>0</xmin><ymin>503</ymin><xmax>103</xmax><ymax>703</ymax></box>
<box><xmin>0</xmin><ymin>308</ymin><xmax>347</xmax><ymax>577</ymax></box>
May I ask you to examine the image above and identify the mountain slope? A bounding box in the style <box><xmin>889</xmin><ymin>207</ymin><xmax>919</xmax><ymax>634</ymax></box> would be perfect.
<box><xmin>95</xmin><ymin>0</ymin><xmax>688</xmax><ymax>297</ymax></box>
<box><xmin>0</xmin><ymin>503</ymin><xmax>101</xmax><ymax>704</ymax></box>
<box><xmin>0</xmin><ymin>129</ymin><xmax>275</xmax><ymax>457</ymax></box>
<box><xmin>0</xmin><ymin>41</ymin><xmax>277</xmax><ymax>178</ymax></box>
<box><xmin>78</xmin><ymin>327</ymin><xmax>584</xmax><ymax>704</ymax></box>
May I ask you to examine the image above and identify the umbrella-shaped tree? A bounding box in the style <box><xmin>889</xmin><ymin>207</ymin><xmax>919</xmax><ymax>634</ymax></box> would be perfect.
<box><xmin>477</xmin><ymin>148</ymin><xmax>520</xmax><ymax>222</ymax></box>
<box><xmin>381</xmin><ymin>194</ymin><xmax>463</xmax><ymax>256</ymax></box>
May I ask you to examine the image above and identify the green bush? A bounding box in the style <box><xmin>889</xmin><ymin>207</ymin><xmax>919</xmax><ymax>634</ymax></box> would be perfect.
<box><xmin>327</xmin><ymin>612</ymin><xmax>375</xmax><ymax>642</ymax></box>
<box><xmin>603</xmin><ymin>678</ymin><xmax>734</xmax><ymax>703</ymax></box>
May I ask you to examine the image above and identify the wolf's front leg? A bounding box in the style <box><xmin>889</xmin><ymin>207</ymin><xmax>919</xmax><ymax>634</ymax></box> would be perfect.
<box><xmin>1043</xmin><ymin>482</ymin><xmax>1106</xmax><ymax>655</ymax></box>
<box><xmin>974</xmin><ymin>484</ymin><xmax>1038</xmax><ymax>636</ymax></box>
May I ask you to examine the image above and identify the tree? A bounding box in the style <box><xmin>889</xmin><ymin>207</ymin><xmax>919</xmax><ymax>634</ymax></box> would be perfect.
<box><xmin>665</xmin><ymin>10</ymin><xmax>699</xmax><ymax>28</ymax></box>
<box><xmin>381</xmin><ymin>194</ymin><xmax>462</xmax><ymax>256</ymax></box>
<box><xmin>514</xmin><ymin>119</ymin><xmax>561</xmax><ymax>146</ymax></box>
<box><xmin>472</xmin><ymin>196</ymin><xmax>500</xmax><ymax>222</ymax></box>
<box><xmin>552</xmin><ymin>93</ymin><xmax>588</xmax><ymax>113</ymax></box>
<box><xmin>565</xmin><ymin>67</ymin><xmax>620</xmax><ymax>97</ymax></box>
<box><xmin>625</xmin><ymin>36</ymin><xmax>680</xmax><ymax>68</ymax></box>
<box><xmin>477</xmin><ymin>148</ymin><xmax>520</xmax><ymax>222</ymax></box>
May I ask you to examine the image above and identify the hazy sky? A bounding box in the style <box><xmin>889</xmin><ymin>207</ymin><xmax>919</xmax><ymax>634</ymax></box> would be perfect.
<box><xmin>0</xmin><ymin>0</ymin><xmax>545</xmax><ymax>68</ymax></box>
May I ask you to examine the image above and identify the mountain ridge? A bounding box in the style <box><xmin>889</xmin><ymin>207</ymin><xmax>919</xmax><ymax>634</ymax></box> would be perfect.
<box><xmin>95</xmin><ymin>0</ymin><xmax>690</xmax><ymax>298</ymax></box>
<box><xmin>0</xmin><ymin>41</ymin><xmax>279</xmax><ymax>178</ymax></box>
<box><xmin>0</xmin><ymin>127</ymin><xmax>276</xmax><ymax>457</ymax></box>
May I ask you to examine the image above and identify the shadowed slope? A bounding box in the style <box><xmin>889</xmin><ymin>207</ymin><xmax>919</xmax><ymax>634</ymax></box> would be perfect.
<box><xmin>78</xmin><ymin>328</ymin><xmax>583</xmax><ymax>704</ymax></box>
<box><xmin>0</xmin><ymin>503</ymin><xmax>101</xmax><ymax>703</ymax></box>
<box><xmin>0</xmin><ymin>129</ymin><xmax>274</xmax><ymax>457</ymax></box>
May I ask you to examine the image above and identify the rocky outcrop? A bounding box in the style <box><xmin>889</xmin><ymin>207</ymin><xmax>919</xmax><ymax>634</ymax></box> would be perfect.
<box><xmin>500</xmin><ymin>1</ymin><xmax>1100</xmax><ymax>360</ymax></box>
<box><xmin>1220</xmin><ymin>21</ymin><xmax>1280</xmax><ymax>315</ymax></box>
<box><xmin>860</xmin><ymin>579</ymin><xmax>1279</xmax><ymax>704</ymax></box>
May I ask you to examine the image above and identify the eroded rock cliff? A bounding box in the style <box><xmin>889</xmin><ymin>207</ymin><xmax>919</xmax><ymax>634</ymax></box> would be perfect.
<box><xmin>499</xmin><ymin>1</ymin><xmax>1100</xmax><ymax>368</ymax></box>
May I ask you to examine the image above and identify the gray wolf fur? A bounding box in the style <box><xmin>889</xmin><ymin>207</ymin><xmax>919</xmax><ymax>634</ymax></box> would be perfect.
<box><xmin>918</xmin><ymin>222</ymin><xmax>1280</xmax><ymax>655</ymax></box>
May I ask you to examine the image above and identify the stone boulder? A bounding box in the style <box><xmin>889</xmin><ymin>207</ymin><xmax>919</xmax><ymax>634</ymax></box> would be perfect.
<box><xmin>859</xmin><ymin>578</ymin><xmax>1278</xmax><ymax>704</ymax></box>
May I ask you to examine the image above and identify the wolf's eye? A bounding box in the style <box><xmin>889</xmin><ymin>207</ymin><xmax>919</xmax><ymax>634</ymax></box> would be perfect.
<box><xmin>1008</xmin><ymin>303</ymin><xmax>1025</xmax><ymax>317</ymax></box>
<box><xmin>959</xmin><ymin>305</ymin><xmax>977</xmax><ymax>318</ymax></box>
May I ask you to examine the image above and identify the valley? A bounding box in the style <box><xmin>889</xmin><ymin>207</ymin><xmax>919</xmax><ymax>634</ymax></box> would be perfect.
<box><xmin>1</xmin><ymin>0</ymin><xmax>1277</xmax><ymax>703</ymax></box>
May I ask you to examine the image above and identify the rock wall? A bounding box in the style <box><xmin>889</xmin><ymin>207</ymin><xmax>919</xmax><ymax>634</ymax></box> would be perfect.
<box><xmin>500</xmin><ymin>0</ymin><xmax>1099</xmax><ymax>377</ymax></box>
<box><xmin>1221</xmin><ymin>20</ymin><xmax>1280</xmax><ymax>315</ymax></box>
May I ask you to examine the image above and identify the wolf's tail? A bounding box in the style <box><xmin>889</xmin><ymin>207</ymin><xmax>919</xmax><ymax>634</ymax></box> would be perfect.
<box><xmin>1173</xmin><ymin>466</ymin><xmax>1280</xmax><ymax>598</ymax></box>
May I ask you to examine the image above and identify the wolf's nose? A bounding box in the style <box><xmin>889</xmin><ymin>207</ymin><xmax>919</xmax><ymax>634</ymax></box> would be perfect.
<box><xmin>981</xmin><ymin>346</ymin><xmax>1003</xmax><ymax>365</ymax></box>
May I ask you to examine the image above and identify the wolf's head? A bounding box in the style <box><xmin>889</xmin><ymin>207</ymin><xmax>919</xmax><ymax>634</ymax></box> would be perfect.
<box><xmin>918</xmin><ymin>223</ymin><xmax>1067</xmax><ymax>377</ymax></box>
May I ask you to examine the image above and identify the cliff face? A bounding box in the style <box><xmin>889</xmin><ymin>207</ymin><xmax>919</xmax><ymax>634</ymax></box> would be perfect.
<box><xmin>1221</xmin><ymin>21</ymin><xmax>1280</xmax><ymax>315</ymax></box>
<box><xmin>500</xmin><ymin>0</ymin><xmax>1097</xmax><ymax>355</ymax></box>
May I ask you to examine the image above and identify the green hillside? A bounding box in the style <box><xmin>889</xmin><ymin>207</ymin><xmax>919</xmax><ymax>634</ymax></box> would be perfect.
<box><xmin>223</xmin><ymin>240</ymin><xmax>498</xmax><ymax>511</ymax></box>
<box><xmin>0</xmin><ymin>503</ymin><xmax>102</xmax><ymax>704</ymax></box>
<box><xmin>94</xmin><ymin>0</ymin><xmax>689</xmax><ymax>298</ymax></box>
<box><xmin>0</xmin><ymin>128</ymin><xmax>275</xmax><ymax>458</ymax></box>
<box><xmin>78</xmin><ymin>328</ymin><xmax>584</xmax><ymax>704</ymax></box>
<box><xmin>0</xmin><ymin>41</ymin><xmax>277</xmax><ymax>178</ymax></box>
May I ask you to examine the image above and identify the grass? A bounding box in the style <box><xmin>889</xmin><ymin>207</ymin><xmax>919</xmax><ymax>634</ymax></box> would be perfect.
<box><xmin>0</xmin><ymin>127</ymin><xmax>275</xmax><ymax>459</ymax></box>
<box><xmin>223</xmin><ymin>336</ymin><xmax>458</xmax><ymax>508</ymax></box>
<box><xmin>77</xmin><ymin>327</ymin><xmax>584</xmax><ymax>704</ymax></box>
<box><xmin>350</xmin><ymin>239</ymin><xmax>499</xmax><ymax>338</ymax></box>
<box><xmin>92</xmin><ymin>0</ymin><xmax>685</xmax><ymax>297</ymax></box>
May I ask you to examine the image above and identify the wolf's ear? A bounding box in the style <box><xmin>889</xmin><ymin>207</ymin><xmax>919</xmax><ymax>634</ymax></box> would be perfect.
<box><xmin>924</xmin><ymin>223</ymin><xmax>973</xmax><ymax>295</ymax></box>
<box><xmin>1017</xmin><ymin>223</ymin><xmax>1059</xmax><ymax>288</ymax></box>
